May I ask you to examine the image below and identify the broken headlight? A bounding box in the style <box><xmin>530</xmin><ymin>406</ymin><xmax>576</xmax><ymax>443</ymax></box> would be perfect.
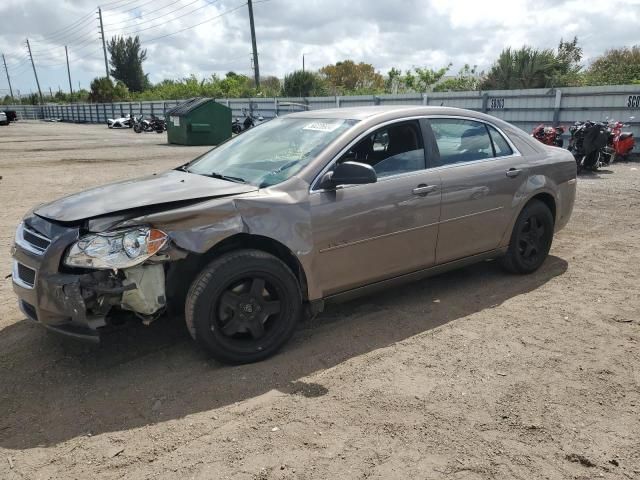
<box><xmin>64</xmin><ymin>227</ymin><xmax>167</xmax><ymax>270</ymax></box>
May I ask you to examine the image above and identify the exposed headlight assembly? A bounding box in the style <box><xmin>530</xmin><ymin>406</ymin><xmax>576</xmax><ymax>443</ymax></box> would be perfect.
<box><xmin>64</xmin><ymin>227</ymin><xmax>167</xmax><ymax>270</ymax></box>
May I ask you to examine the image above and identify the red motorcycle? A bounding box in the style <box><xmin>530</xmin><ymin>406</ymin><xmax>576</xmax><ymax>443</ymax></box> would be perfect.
<box><xmin>605</xmin><ymin>117</ymin><xmax>635</xmax><ymax>160</ymax></box>
<box><xmin>532</xmin><ymin>124</ymin><xmax>566</xmax><ymax>147</ymax></box>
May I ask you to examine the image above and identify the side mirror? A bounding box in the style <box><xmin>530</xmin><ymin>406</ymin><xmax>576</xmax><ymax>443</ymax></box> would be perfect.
<box><xmin>319</xmin><ymin>161</ymin><xmax>377</xmax><ymax>189</ymax></box>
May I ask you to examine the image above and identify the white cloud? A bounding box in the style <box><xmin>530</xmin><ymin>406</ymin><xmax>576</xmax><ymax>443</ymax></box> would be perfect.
<box><xmin>1</xmin><ymin>0</ymin><xmax>639</xmax><ymax>96</ymax></box>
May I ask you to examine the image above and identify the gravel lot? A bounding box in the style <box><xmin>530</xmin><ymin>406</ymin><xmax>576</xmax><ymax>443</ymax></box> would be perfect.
<box><xmin>1</xmin><ymin>121</ymin><xmax>639</xmax><ymax>479</ymax></box>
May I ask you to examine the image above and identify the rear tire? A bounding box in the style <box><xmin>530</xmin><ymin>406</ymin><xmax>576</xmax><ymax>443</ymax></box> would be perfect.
<box><xmin>185</xmin><ymin>249</ymin><xmax>302</xmax><ymax>364</ymax></box>
<box><xmin>501</xmin><ymin>199</ymin><xmax>554</xmax><ymax>274</ymax></box>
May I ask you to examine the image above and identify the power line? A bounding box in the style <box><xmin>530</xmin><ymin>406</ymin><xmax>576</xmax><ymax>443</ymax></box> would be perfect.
<box><xmin>38</xmin><ymin>10</ymin><xmax>94</xmax><ymax>40</ymax></box>
<box><xmin>141</xmin><ymin>2</ymin><xmax>246</xmax><ymax>42</ymax></box>
<box><xmin>3</xmin><ymin>56</ymin><xmax>31</xmax><ymax>69</ymax></box>
<box><xmin>38</xmin><ymin>23</ymin><xmax>98</xmax><ymax>46</ymax></box>
<box><xmin>116</xmin><ymin>0</ymin><xmax>226</xmax><ymax>36</ymax></box>
<box><xmin>104</xmin><ymin>0</ymin><xmax>204</xmax><ymax>28</ymax></box>
<box><xmin>103</xmin><ymin>0</ymin><xmax>167</xmax><ymax>21</ymax></box>
<box><xmin>32</xmin><ymin>46</ymin><xmax>103</xmax><ymax>68</ymax></box>
<box><xmin>30</xmin><ymin>36</ymin><xmax>100</xmax><ymax>59</ymax></box>
<box><xmin>35</xmin><ymin>0</ymin><xmax>148</xmax><ymax>43</ymax></box>
<box><xmin>100</xmin><ymin>0</ymin><xmax>142</xmax><ymax>11</ymax></box>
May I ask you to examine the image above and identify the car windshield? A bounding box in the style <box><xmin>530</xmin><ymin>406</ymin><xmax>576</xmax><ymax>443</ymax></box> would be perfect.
<box><xmin>186</xmin><ymin>117</ymin><xmax>357</xmax><ymax>187</ymax></box>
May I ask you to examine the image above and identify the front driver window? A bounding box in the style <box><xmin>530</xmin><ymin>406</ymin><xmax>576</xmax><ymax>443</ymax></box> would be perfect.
<box><xmin>339</xmin><ymin>121</ymin><xmax>425</xmax><ymax>178</ymax></box>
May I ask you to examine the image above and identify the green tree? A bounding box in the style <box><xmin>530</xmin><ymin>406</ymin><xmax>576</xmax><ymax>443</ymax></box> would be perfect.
<box><xmin>217</xmin><ymin>71</ymin><xmax>253</xmax><ymax>97</ymax></box>
<box><xmin>586</xmin><ymin>45</ymin><xmax>640</xmax><ymax>85</ymax></box>
<box><xmin>482</xmin><ymin>38</ymin><xmax>585</xmax><ymax>90</ymax></box>
<box><xmin>551</xmin><ymin>36</ymin><xmax>584</xmax><ymax>86</ymax></box>
<box><xmin>89</xmin><ymin>76</ymin><xmax>129</xmax><ymax>102</ymax></box>
<box><xmin>385</xmin><ymin>67</ymin><xmax>403</xmax><ymax>93</ymax></box>
<box><xmin>433</xmin><ymin>64</ymin><xmax>483</xmax><ymax>92</ymax></box>
<box><xmin>413</xmin><ymin>64</ymin><xmax>452</xmax><ymax>91</ymax></box>
<box><xmin>256</xmin><ymin>75</ymin><xmax>281</xmax><ymax>96</ymax></box>
<box><xmin>482</xmin><ymin>46</ymin><xmax>558</xmax><ymax>89</ymax></box>
<box><xmin>319</xmin><ymin>60</ymin><xmax>385</xmax><ymax>94</ymax></box>
<box><xmin>107</xmin><ymin>35</ymin><xmax>149</xmax><ymax>92</ymax></box>
<box><xmin>384</xmin><ymin>65</ymin><xmax>451</xmax><ymax>93</ymax></box>
<box><xmin>282</xmin><ymin>70</ymin><xmax>326</xmax><ymax>97</ymax></box>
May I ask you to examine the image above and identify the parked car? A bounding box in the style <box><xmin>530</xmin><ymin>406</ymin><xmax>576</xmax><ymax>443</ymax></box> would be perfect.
<box><xmin>11</xmin><ymin>106</ymin><xmax>577</xmax><ymax>364</ymax></box>
<box><xmin>2</xmin><ymin>110</ymin><xmax>17</xmax><ymax>122</ymax></box>
<box><xmin>0</xmin><ymin>111</ymin><xmax>8</xmax><ymax>126</ymax></box>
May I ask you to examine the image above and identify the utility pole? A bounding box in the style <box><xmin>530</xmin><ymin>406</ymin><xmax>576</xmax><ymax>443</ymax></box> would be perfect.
<box><xmin>25</xmin><ymin>39</ymin><xmax>43</xmax><ymax>104</ymax></box>
<box><xmin>98</xmin><ymin>7</ymin><xmax>109</xmax><ymax>78</ymax></box>
<box><xmin>247</xmin><ymin>0</ymin><xmax>259</xmax><ymax>88</ymax></box>
<box><xmin>2</xmin><ymin>54</ymin><xmax>14</xmax><ymax>100</ymax></box>
<box><xmin>302</xmin><ymin>54</ymin><xmax>305</xmax><ymax>72</ymax></box>
<box><xmin>65</xmin><ymin>46</ymin><xmax>73</xmax><ymax>95</ymax></box>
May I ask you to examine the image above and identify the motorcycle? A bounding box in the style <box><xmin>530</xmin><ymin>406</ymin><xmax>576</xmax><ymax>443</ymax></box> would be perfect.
<box><xmin>532</xmin><ymin>124</ymin><xmax>566</xmax><ymax>147</ymax></box>
<box><xmin>605</xmin><ymin>116</ymin><xmax>635</xmax><ymax>161</ymax></box>
<box><xmin>149</xmin><ymin>116</ymin><xmax>166</xmax><ymax>133</ymax></box>
<box><xmin>133</xmin><ymin>115</ymin><xmax>166</xmax><ymax>133</ymax></box>
<box><xmin>107</xmin><ymin>114</ymin><xmax>133</xmax><ymax>129</ymax></box>
<box><xmin>232</xmin><ymin>108</ymin><xmax>264</xmax><ymax>134</ymax></box>
<box><xmin>568</xmin><ymin>120</ymin><xmax>611</xmax><ymax>172</ymax></box>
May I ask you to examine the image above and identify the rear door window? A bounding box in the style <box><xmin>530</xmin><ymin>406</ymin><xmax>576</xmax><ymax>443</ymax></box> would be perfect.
<box><xmin>429</xmin><ymin>119</ymin><xmax>493</xmax><ymax>166</ymax></box>
<box><xmin>487</xmin><ymin>125</ymin><xmax>513</xmax><ymax>157</ymax></box>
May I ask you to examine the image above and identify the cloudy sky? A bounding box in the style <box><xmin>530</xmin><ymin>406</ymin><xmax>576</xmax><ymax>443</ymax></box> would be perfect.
<box><xmin>1</xmin><ymin>0</ymin><xmax>639</xmax><ymax>96</ymax></box>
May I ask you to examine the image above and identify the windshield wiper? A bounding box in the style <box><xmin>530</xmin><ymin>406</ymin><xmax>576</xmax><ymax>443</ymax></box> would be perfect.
<box><xmin>205</xmin><ymin>172</ymin><xmax>247</xmax><ymax>184</ymax></box>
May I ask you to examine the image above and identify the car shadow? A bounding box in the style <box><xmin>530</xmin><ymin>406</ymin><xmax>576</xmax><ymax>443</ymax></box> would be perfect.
<box><xmin>0</xmin><ymin>256</ymin><xmax>568</xmax><ymax>449</ymax></box>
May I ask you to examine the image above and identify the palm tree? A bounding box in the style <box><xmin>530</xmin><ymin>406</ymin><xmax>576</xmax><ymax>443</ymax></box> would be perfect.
<box><xmin>482</xmin><ymin>46</ymin><xmax>558</xmax><ymax>89</ymax></box>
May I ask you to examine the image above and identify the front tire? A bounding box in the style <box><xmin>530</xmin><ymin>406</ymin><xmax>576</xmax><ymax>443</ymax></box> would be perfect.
<box><xmin>501</xmin><ymin>199</ymin><xmax>554</xmax><ymax>274</ymax></box>
<box><xmin>185</xmin><ymin>249</ymin><xmax>302</xmax><ymax>364</ymax></box>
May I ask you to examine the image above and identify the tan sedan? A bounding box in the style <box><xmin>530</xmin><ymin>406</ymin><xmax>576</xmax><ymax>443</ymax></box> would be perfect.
<box><xmin>12</xmin><ymin>106</ymin><xmax>577</xmax><ymax>363</ymax></box>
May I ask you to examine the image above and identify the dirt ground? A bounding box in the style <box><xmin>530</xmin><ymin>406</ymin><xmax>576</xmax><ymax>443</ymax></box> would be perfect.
<box><xmin>0</xmin><ymin>121</ymin><xmax>639</xmax><ymax>480</ymax></box>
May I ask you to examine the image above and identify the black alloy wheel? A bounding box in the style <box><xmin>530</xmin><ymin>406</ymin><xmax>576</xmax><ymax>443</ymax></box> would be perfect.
<box><xmin>185</xmin><ymin>249</ymin><xmax>302</xmax><ymax>364</ymax></box>
<box><xmin>216</xmin><ymin>276</ymin><xmax>282</xmax><ymax>340</ymax></box>
<box><xmin>515</xmin><ymin>214</ymin><xmax>546</xmax><ymax>269</ymax></box>
<box><xmin>501</xmin><ymin>199</ymin><xmax>554</xmax><ymax>274</ymax></box>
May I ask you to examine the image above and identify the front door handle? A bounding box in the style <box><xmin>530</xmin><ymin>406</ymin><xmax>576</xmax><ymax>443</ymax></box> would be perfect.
<box><xmin>412</xmin><ymin>184</ymin><xmax>438</xmax><ymax>196</ymax></box>
<box><xmin>506</xmin><ymin>168</ymin><xmax>522</xmax><ymax>178</ymax></box>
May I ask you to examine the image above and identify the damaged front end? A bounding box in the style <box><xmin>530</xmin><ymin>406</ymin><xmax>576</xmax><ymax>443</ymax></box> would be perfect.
<box><xmin>11</xmin><ymin>216</ymin><xmax>184</xmax><ymax>341</ymax></box>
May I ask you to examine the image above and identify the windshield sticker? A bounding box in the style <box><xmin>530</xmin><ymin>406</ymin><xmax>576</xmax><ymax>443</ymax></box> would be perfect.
<box><xmin>303</xmin><ymin>121</ymin><xmax>341</xmax><ymax>132</ymax></box>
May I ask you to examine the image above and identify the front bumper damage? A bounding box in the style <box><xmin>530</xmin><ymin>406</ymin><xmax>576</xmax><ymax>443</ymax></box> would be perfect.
<box><xmin>11</xmin><ymin>216</ymin><xmax>169</xmax><ymax>341</ymax></box>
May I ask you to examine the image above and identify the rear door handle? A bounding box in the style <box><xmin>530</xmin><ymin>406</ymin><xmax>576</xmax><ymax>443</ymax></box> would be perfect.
<box><xmin>506</xmin><ymin>168</ymin><xmax>522</xmax><ymax>178</ymax></box>
<box><xmin>412</xmin><ymin>184</ymin><xmax>438</xmax><ymax>196</ymax></box>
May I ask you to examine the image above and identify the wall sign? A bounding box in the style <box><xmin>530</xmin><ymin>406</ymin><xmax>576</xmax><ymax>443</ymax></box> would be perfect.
<box><xmin>490</xmin><ymin>98</ymin><xmax>505</xmax><ymax>109</ymax></box>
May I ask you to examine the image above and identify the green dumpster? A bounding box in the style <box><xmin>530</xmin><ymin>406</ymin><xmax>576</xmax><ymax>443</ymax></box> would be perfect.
<box><xmin>166</xmin><ymin>97</ymin><xmax>231</xmax><ymax>146</ymax></box>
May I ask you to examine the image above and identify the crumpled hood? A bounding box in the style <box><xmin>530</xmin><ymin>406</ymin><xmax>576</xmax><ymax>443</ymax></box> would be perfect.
<box><xmin>35</xmin><ymin>170</ymin><xmax>258</xmax><ymax>222</ymax></box>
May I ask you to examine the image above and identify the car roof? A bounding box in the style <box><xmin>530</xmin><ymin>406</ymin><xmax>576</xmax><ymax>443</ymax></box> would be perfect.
<box><xmin>286</xmin><ymin>105</ymin><xmax>484</xmax><ymax>121</ymax></box>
